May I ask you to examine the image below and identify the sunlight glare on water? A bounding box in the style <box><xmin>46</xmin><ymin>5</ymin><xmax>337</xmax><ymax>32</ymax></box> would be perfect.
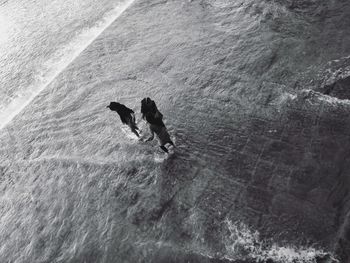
<box><xmin>0</xmin><ymin>0</ymin><xmax>135</xmax><ymax>130</ymax></box>
<box><xmin>0</xmin><ymin>11</ymin><xmax>11</xmax><ymax>46</ymax></box>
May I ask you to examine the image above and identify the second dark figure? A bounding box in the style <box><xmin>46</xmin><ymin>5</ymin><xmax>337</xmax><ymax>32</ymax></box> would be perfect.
<box><xmin>141</xmin><ymin>97</ymin><xmax>174</xmax><ymax>153</ymax></box>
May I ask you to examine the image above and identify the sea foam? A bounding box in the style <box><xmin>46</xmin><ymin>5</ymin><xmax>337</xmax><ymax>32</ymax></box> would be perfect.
<box><xmin>223</xmin><ymin>219</ymin><xmax>337</xmax><ymax>263</ymax></box>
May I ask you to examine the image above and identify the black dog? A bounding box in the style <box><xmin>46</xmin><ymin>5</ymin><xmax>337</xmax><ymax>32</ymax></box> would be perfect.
<box><xmin>141</xmin><ymin>97</ymin><xmax>174</xmax><ymax>153</ymax></box>
<box><xmin>107</xmin><ymin>102</ymin><xmax>140</xmax><ymax>137</ymax></box>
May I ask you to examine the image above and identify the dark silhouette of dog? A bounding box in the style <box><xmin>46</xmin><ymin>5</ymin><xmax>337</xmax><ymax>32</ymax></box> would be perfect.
<box><xmin>141</xmin><ymin>97</ymin><xmax>174</xmax><ymax>153</ymax></box>
<box><xmin>107</xmin><ymin>102</ymin><xmax>140</xmax><ymax>137</ymax></box>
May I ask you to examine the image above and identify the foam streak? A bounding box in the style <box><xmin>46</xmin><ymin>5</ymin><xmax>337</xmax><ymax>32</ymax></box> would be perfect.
<box><xmin>0</xmin><ymin>0</ymin><xmax>136</xmax><ymax>130</ymax></box>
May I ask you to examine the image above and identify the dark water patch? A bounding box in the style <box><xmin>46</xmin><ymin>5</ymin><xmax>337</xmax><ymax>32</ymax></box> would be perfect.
<box><xmin>322</xmin><ymin>76</ymin><xmax>350</xmax><ymax>100</ymax></box>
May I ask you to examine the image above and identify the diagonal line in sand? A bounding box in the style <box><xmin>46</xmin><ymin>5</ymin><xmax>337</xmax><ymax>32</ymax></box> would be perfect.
<box><xmin>0</xmin><ymin>0</ymin><xmax>136</xmax><ymax>130</ymax></box>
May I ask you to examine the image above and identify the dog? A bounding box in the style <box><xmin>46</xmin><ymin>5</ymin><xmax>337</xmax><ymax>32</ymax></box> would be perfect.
<box><xmin>107</xmin><ymin>102</ymin><xmax>140</xmax><ymax>137</ymax></box>
<box><xmin>141</xmin><ymin>97</ymin><xmax>174</xmax><ymax>153</ymax></box>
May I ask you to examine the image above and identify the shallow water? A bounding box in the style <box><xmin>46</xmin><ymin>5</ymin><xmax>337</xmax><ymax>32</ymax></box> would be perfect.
<box><xmin>0</xmin><ymin>0</ymin><xmax>134</xmax><ymax>128</ymax></box>
<box><xmin>0</xmin><ymin>0</ymin><xmax>350</xmax><ymax>262</ymax></box>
